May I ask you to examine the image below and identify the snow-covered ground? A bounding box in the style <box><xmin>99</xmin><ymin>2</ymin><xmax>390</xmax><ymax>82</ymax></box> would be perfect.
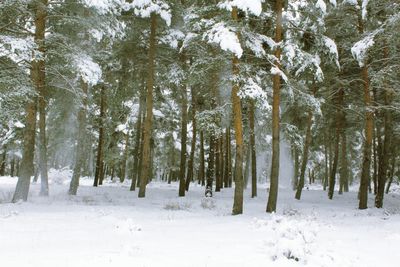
<box><xmin>1</xmin><ymin>170</ymin><xmax>400</xmax><ymax>267</ymax></box>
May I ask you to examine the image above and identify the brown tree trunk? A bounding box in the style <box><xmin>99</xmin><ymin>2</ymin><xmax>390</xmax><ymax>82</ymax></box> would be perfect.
<box><xmin>295</xmin><ymin>110</ymin><xmax>313</xmax><ymax>200</ymax></box>
<box><xmin>0</xmin><ymin>148</ymin><xmax>6</xmax><ymax>176</ymax></box>
<box><xmin>120</xmin><ymin>132</ymin><xmax>130</xmax><ymax>183</ymax></box>
<box><xmin>292</xmin><ymin>147</ymin><xmax>299</xmax><ymax>190</ymax></box>
<box><xmin>130</xmin><ymin>95</ymin><xmax>144</xmax><ymax>191</ymax></box>
<box><xmin>69</xmin><ymin>80</ymin><xmax>88</xmax><ymax>195</ymax></box>
<box><xmin>231</xmin><ymin>6</ymin><xmax>244</xmax><ymax>215</ymax></box>
<box><xmin>13</xmin><ymin>1</ymin><xmax>48</xmax><ymax>202</ymax></box>
<box><xmin>215</xmin><ymin>135</ymin><xmax>221</xmax><ymax>192</ymax></box>
<box><xmin>249</xmin><ymin>100</ymin><xmax>257</xmax><ymax>197</ymax></box>
<box><xmin>328</xmin><ymin>88</ymin><xmax>344</xmax><ymax>200</ymax></box>
<box><xmin>375</xmin><ymin>43</ymin><xmax>392</xmax><ymax>208</ymax></box>
<box><xmin>357</xmin><ymin>7</ymin><xmax>373</xmax><ymax>209</ymax></box>
<box><xmin>178</xmin><ymin>84</ymin><xmax>188</xmax><ymax>196</ymax></box>
<box><xmin>223</xmin><ymin>128</ymin><xmax>230</xmax><ymax>188</ymax></box>
<box><xmin>340</xmin><ymin>127</ymin><xmax>349</xmax><ymax>193</ymax></box>
<box><xmin>93</xmin><ymin>86</ymin><xmax>106</xmax><ymax>187</ymax></box>
<box><xmin>295</xmin><ymin>83</ymin><xmax>317</xmax><ymax>200</ymax></box>
<box><xmin>205</xmin><ymin>135</ymin><xmax>215</xmax><ymax>196</ymax></box>
<box><xmin>138</xmin><ymin>13</ymin><xmax>157</xmax><ymax>198</ymax></box>
<box><xmin>199</xmin><ymin>131</ymin><xmax>205</xmax><ymax>186</ymax></box>
<box><xmin>266</xmin><ymin>0</ymin><xmax>283</xmax><ymax>213</ymax></box>
<box><xmin>186</xmin><ymin>88</ymin><xmax>197</xmax><ymax>191</ymax></box>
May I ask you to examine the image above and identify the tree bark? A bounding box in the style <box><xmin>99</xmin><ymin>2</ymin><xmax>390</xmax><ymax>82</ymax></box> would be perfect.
<box><xmin>357</xmin><ymin>6</ymin><xmax>373</xmax><ymax>209</ymax></box>
<box><xmin>249</xmin><ymin>100</ymin><xmax>257</xmax><ymax>198</ymax></box>
<box><xmin>328</xmin><ymin>87</ymin><xmax>344</xmax><ymax>200</ymax></box>
<box><xmin>178</xmin><ymin>81</ymin><xmax>188</xmax><ymax>197</ymax></box>
<box><xmin>130</xmin><ymin>95</ymin><xmax>144</xmax><ymax>191</ymax></box>
<box><xmin>199</xmin><ymin>130</ymin><xmax>205</xmax><ymax>186</ymax></box>
<box><xmin>138</xmin><ymin>13</ymin><xmax>157</xmax><ymax>198</ymax></box>
<box><xmin>186</xmin><ymin>88</ymin><xmax>197</xmax><ymax>191</ymax></box>
<box><xmin>93</xmin><ymin>86</ymin><xmax>106</xmax><ymax>187</ymax></box>
<box><xmin>375</xmin><ymin>42</ymin><xmax>392</xmax><ymax>208</ymax></box>
<box><xmin>266</xmin><ymin>0</ymin><xmax>283</xmax><ymax>213</ymax></box>
<box><xmin>13</xmin><ymin>1</ymin><xmax>49</xmax><ymax>202</ymax></box>
<box><xmin>120</xmin><ymin>131</ymin><xmax>130</xmax><ymax>183</ymax></box>
<box><xmin>231</xmin><ymin>6</ymin><xmax>244</xmax><ymax>215</ymax></box>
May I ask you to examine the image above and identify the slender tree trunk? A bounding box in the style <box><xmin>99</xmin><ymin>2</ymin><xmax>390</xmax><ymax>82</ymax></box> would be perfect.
<box><xmin>292</xmin><ymin>147</ymin><xmax>299</xmax><ymax>190</ymax></box>
<box><xmin>93</xmin><ymin>86</ymin><xmax>106</xmax><ymax>187</ymax></box>
<box><xmin>243</xmin><ymin>143</ymin><xmax>250</xmax><ymax>190</ymax></box>
<box><xmin>266</xmin><ymin>0</ymin><xmax>283</xmax><ymax>213</ymax></box>
<box><xmin>178</xmin><ymin>83</ymin><xmax>188</xmax><ymax>197</ymax></box>
<box><xmin>328</xmin><ymin>88</ymin><xmax>344</xmax><ymax>200</ymax></box>
<box><xmin>295</xmin><ymin>83</ymin><xmax>318</xmax><ymax>200</ymax></box>
<box><xmin>120</xmin><ymin>132</ymin><xmax>130</xmax><ymax>183</ymax></box>
<box><xmin>340</xmin><ymin>127</ymin><xmax>349</xmax><ymax>193</ymax></box>
<box><xmin>295</xmin><ymin>110</ymin><xmax>313</xmax><ymax>200</ymax></box>
<box><xmin>215</xmin><ymin>135</ymin><xmax>221</xmax><ymax>192</ymax></box>
<box><xmin>199</xmin><ymin>130</ymin><xmax>205</xmax><ymax>186</ymax></box>
<box><xmin>205</xmin><ymin>135</ymin><xmax>215</xmax><ymax>196</ymax></box>
<box><xmin>223</xmin><ymin>128</ymin><xmax>230</xmax><ymax>188</ymax></box>
<box><xmin>231</xmin><ymin>6</ymin><xmax>244</xmax><ymax>215</ymax></box>
<box><xmin>10</xmin><ymin>157</ymin><xmax>15</xmax><ymax>177</ymax></box>
<box><xmin>249</xmin><ymin>100</ymin><xmax>257</xmax><ymax>198</ymax></box>
<box><xmin>186</xmin><ymin>88</ymin><xmax>197</xmax><ymax>191</ymax></box>
<box><xmin>357</xmin><ymin>7</ymin><xmax>373</xmax><ymax>209</ymax></box>
<box><xmin>375</xmin><ymin>43</ymin><xmax>392</xmax><ymax>208</ymax></box>
<box><xmin>138</xmin><ymin>13</ymin><xmax>157</xmax><ymax>198</ymax></box>
<box><xmin>385</xmin><ymin>154</ymin><xmax>396</xmax><ymax>194</ymax></box>
<box><xmin>0</xmin><ymin>148</ymin><xmax>6</xmax><ymax>176</ymax></box>
<box><xmin>372</xmin><ymin>130</ymin><xmax>378</xmax><ymax>194</ymax></box>
<box><xmin>130</xmin><ymin>95</ymin><xmax>144</xmax><ymax>191</ymax></box>
<box><xmin>69</xmin><ymin>80</ymin><xmax>88</xmax><ymax>195</ymax></box>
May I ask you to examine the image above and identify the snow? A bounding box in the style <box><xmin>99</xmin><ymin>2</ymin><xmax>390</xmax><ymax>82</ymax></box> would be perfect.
<box><xmin>74</xmin><ymin>54</ymin><xmax>102</xmax><ymax>86</ymax></box>
<box><xmin>351</xmin><ymin>35</ymin><xmax>375</xmax><ymax>67</ymax></box>
<box><xmin>204</xmin><ymin>22</ymin><xmax>243</xmax><ymax>58</ymax></box>
<box><xmin>316</xmin><ymin>0</ymin><xmax>327</xmax><ymax>14</ymax></box>
<box><xmin>362</xmin><ymin>0</ymin><xmax>370</xmax><ymax>20</ymax></box>
<box><xmin>329</xmin><ymin>0</ymin><xmax>337</xmax><ymax>7</ymax></box>
<box><xmin>218</xmin><ymin>0</ymin><xmax>264</xmax><ymax>16</ymax></box>
<box><xmin>2</xmin><ymin>173</ymin><xmax>400</xmax><ymax>267</ymax></box>
<box><xmin>123</xmin><ymin>0</ymin><xmax>172</xmax><ymax>26</ymax></box>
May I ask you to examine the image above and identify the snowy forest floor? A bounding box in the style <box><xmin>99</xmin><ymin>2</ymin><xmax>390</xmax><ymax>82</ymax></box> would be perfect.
<box><xmin>1</xmin><ymin>170</ymin><xmax>400</xmax><ymax>267</ymax></box>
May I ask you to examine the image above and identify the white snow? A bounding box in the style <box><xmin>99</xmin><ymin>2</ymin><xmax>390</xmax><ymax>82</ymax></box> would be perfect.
<box><xmin>316</xmin><ymin>0</ymin><xmax>327</xmax><ymax>14</ymax></box>
<box><xmin>204</xmin><ymin>22</ymin><xmax>243</xmax><ymax>58</ymax></box>
<box><xmin>74</xmin><ymin>54</ymin><xmax>102</xmax><ymax>86</ymax></box>
<box><xmin>123</xmin><ymin>0</ymin><xmax>172</xmax><ymax>26</ymax></box>
<box><xmin>362</xmin><ymin>0</ymin><xmax>370</xmax><ymax>20</ymax></box>
<box><xmin>218</xmin><ymin>0</ymin><xmax>264</xmax><ymax>16</ymax></box>
<box><xmin>1</xmin><ymin>173</ymin><xmax>400</xmax><ymax>267</ymax></box>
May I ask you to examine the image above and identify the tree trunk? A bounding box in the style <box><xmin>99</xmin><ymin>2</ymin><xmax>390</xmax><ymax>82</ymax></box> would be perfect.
<box><xmin>215</xmin><ymin>135</ymin><xmax>221</xmax><ymax>192</ymax></box>
<box><xmin>120</xmin><ymin>132</ymin><xmax>130</xmax><ymax>183</ymax></box>
<box><xmin>178</xmin><ymin>77</ymin><xmax>188</xmax><ymax>197</ymax></box>
<box><xmin>0</xmin><ymin>148</ymin><xmax>6</xmax><ymax>176</ymax></box>
<box><xmin>340</xmin><ymin>127</ymin><xmax>349</xmax><ymax>193</ymax></box>
<box><xmin>13</xmin><ymin>1</ymin><xmax>49</xmax><ymax>202</ymax></box>
<box><xmin>69</xmin><ymin>80</ymin><xmax>88</xmax><ymax>195</ymax></box>
<box><xmin>328</xmin><ymin>87</ymin><xmax>344</xmax><ymax>200</ymax></box>
<box><xmin>205</xmin><ymin>135</ymin><xmax>215</xmax><ymax>196</ymax></box>
<box><xmin>130</xmin><ymin>95</ymin><xmax>144</xmax><ymax>191</ymax></box>
<box><xmin>357</xmin><ymin>8</ymin><xmax>373</xmax><ymax>209</ymax></box>
<box><xmin>12</xmin><ymin>100</ymin><xmax>37</xmax><ymax>202</ymax></box>
<box><xmin>186</xmin><ymin>88</ymin><xmax>197</xmax><ymax>191</ymax></box>
<box><xmin>295</xmin><ymin>110</ymin><xmax>313</xmax><ymax>200</ymax></box>
<box><xmin>93</xmin><ymin>86</ymin><xmax>106</xmax><ymax>187</ymax></box>
<box><xmin>292</xmin><ymin>147</ymin><xmax>299</xmax><ymax>190</ymax></box>
<box><xmin>266</xmin><ymin>0</ymin><xmax>283</xmax><ymax>213</ymax></box>
<box><xmin>249</xmin><ymin>100</ymin><xmax>257</xmax><ymax>198</ymax></box>
<box><xmin>199</xmin><ymin>130</ymin><xmax>205</xmax><ymax>186</ymax></box>
<box><xmin>375</xmin><ymin>43</ymin><xmax>392</xmax><ymax>208</ymax></box>
<box><xmin>138</xmin><ymin>13</ymin><xmax>157</xmax><ymax>198</ymax></box>
<box><xmin>231</xmin><ymin>6</ymin><xmax>244</xmax><ymax>215</ymax></box>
